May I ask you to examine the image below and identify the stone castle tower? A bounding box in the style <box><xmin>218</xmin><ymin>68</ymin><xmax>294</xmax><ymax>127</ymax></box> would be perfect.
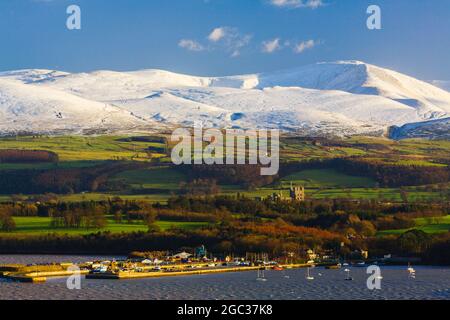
<box><xmin>289</xmin><ymin>183</ymin><xmax>305</xmax><ymax>202</ymax></box>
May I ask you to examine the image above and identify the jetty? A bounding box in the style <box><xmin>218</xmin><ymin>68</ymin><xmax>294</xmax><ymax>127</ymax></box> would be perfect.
<box><xmin>0</xmin><ymin>260</ymin><xmax>313</xmax><ymax>283</ymax></box>
<box><xmin>0</xmin><ymin>263</ymin><xmax>88</xmax><ymax>283</ymax></box>
<box><xmin>86</xmin><ymin>263</ymin><xmax>310</xmax><ymax>280</ymax></box>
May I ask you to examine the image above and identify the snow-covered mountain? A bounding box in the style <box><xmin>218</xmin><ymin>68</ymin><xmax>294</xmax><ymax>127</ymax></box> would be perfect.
<box><xmin>0</xmin><ymin>77</ymin><xmax>149</xmax><ymax>135</ymax></box>
<box><xmin>1</xmin><ymin>61</ymin><xmax>450</xmax><ymax>138</ymax></box>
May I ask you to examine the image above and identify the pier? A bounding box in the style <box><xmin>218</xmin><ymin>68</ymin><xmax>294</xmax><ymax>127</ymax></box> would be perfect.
<box><xmin>86</xmin><ymin>264</ymin><xmax>311</xmax><ymax>280</ymax></box>
<box><xmin>1</xmin><ymin>261</ymin><xmax>313</xmax><ymax>283</ymax></box>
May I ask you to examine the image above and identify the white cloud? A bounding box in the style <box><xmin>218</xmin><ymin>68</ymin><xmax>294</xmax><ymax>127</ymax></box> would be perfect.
<box><xmin>262</xmin><ymin>38</ymin><xmax>282</xmax><ymax>53</ymax></box>
<box><xmin>208</xmin><ymin>27</ymin><xmax>227</xmax><ymax>42</ymax></box>
<box><xmin>293</xmin><ymin>39</ymin><xmax>317</xmax><ymax>53</ymax></box>
<box><xmin>178</xmin><ymin>39</ymin><xmax>205</xmax><ymax>52</ymax></box>
<box><xmin>207</xmin><ymin>26</ymin><xmax>252</xmax><ymax>57</ymax></box>
<box><xmin>269</xmin><ymin>0</ymin><xmax>324</xmax><ymax>9</ymax></box>
<box><xmin>177</xmin><ymin>27</ymin><xmax>251</xmax><ymax>57</ymax></box>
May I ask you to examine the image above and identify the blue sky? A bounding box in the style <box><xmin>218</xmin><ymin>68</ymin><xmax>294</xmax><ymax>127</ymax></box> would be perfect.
<box><xmin>0</xmin><ymin>0</ymin><xmax>449</xmax><ymax>80</ymax></box>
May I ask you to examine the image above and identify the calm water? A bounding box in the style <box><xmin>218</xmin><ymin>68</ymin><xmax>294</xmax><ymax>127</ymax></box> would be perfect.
<box><xmin>1</xmin><ymin>255</ymin><xmax>450</xmax><ymax>300</ymax></box>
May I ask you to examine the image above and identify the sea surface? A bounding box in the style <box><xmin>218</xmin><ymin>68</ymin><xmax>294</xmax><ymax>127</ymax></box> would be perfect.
<box><xmin>1</xmin><ymin>255</ymin><xmax>450</xmax><ymax>300</ymax></box>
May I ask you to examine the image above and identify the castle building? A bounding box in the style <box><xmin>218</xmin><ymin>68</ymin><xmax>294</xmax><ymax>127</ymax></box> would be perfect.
<box><xmin>290</xmin><ymin>185</ymin><xmax>305</xmax><ymax>202</ymax></box>
<box><xmin>267</xmin><ymin>183</ymin><xmax>305</xmax><ymax>202</ymax></box>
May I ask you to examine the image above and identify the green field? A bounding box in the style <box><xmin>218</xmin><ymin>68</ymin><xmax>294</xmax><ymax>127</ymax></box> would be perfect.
<box><xmin>224</xmin><ymin>168</ymin><xmax>443</xmax><ymax>201</ymax></box>
<box><xmin>0</xmin><ymin>217</ymin><xmax>209</xmax><ymax>237</ymax></box>
<box><xmin>110</xmin><ymin>166</ymin><xmax>186</xmax><ymax>191</ymax></box>
<box><xmin>280</xmin><ymin>169</ymin><xmax>377</xmax><ymax>188</ymax></box>
<box><xmin>0</xmin><ymin>135</ymin><xmax>167</xmax><ymax>161</ymax></box>
<box><xmin>379</xmin><ymin>215</ymin><xmax>450</xmax><ymax>235</ymax></box>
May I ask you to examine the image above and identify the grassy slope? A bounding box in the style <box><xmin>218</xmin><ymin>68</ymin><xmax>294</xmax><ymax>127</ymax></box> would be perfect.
<box><xmin>0</xmin><ymin>217</ymin><xmax>209</xmax><ymax>237</ymax></box>
<box><xmin>110</xmin><ymin>167</ymin><xmax>186</xmax><ymax>191</ymax></box>
<box><xmin>378</xmin><ymin>215</ymin><xmax>450</xmax><ymax>235</ymax></box>
<box><xmin>0</xmin><ymin>135</ymin><xmax>166</xmax><ymax>161</ymax></box>
<box><xmin>280</xmin><ymin>169</ymin><xmax>376</xmax><ymax>188</ymax></box>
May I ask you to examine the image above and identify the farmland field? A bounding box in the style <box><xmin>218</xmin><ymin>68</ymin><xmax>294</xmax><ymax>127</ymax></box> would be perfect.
<box><xmin>379</xmin><ymin>215</ymin><xmax>450</xmax><ymax>235</ymax></box>
<box><xmin>0</xmin><ymin>217</ymin><xmax>209</xmax><ymax>238</ymax></box>
<box><xmin>280</xmin><ymin>169</ymin><xmax>377</xmax><ymax>188</ymax></box>
<box><xmin>0</xmin><ymin>135</ymin><xmax>167</xmax><ymax>161</ymax></box>
<box><xmin>110</xmin><ymin>167</ymin><xmax>186</xmax><ymax>191</ymax></box>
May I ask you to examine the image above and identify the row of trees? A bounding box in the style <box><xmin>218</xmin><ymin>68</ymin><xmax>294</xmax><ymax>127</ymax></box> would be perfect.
<box><xmin>0</xmin><ymin>149</ymin><xmax>58</xmax><ymax>163</ymax></box>
<box><xmin>0</xmin><ymin>161</ymin><xmax>157</xmax><ymax>194</ymax></box>
<box><xmin>178</xmin><ymin>164</ymin><xmax>278</xmax><ymax>190</ymax></box>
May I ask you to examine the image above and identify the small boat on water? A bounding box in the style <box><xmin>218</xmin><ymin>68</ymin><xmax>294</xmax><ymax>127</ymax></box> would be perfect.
<box><xmin>326</xmin><ymin>263</ymin><xmax>341</xmax><ymax>270</ymax></box>
<box><xmin>306</xmin><ymin>267</ymin><xmax>314</xmax><ymax>281</ymax></box>
<box><xmin>257</xmin><ymin>268</ymin><xmax>267</xmax><ymax>282</ymax></box>
<box><xmin>273</xmin><ymin>266</ymin><xmax>284</xmax><ymax>271</ymax></box>
<box><xmin>91</xmin><ymin>266</ymin><xmax>108</xmax><ymax>273</ymax></box>
<box><xmin>354</xmin><ymin>262</ymin><xmax>367</xmax><ymax>267</ymax></box>
<box><xmin>344</xmin><ymin>268</ymin><xmax>353</xmax><ymax>281</ymax></box>
<box><xmin>407</xmin><ymin>263</ymin><xmax>416</xmax><ymax>279</ymax></box>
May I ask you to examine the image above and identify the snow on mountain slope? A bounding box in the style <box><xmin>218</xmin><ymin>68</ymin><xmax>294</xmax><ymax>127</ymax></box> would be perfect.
<box><xmin>0</xmin><ymin>69</ymin><xmax>70</xmax><ymax>84</ymax></box>
<box><xmin>390</xmin><ymin>117</ymin><xmax>450</xmax><ymax>140</ymax></box>
<box><xmin>110</xmin><ymin>91</ymin><xmax>231</xmax><ymax>128</ymax></box>
<box><xmin>0</xmin><ymin>78</ymin><xmax>146</xmax><ymax>135</ymax></box>
<box><xmin>164</xmin><ymin>86</ymin><xmax>422</xmax><ymax>131</ymax></box>
<box><xmin>254</xmin><ymin>61</ymin><xmax>450</xmax><ymax>119</ymax></box>
<box><xmin>19</xmin><ymin>61</ymin><xmax>450</xmax><ymax>120</ymax></box>
<box><xmin>1</xmin><ymin>61</ymin><xmax>450</xmax><ymax>137</ymax></box>
<box><xmin>31</xmin><ymin>69</ymin><xmax>213</xmax><ymax>101</ymax></box>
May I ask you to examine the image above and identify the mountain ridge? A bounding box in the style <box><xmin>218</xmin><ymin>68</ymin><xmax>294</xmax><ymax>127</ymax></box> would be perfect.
<box><xmin>1</xmin><ymin>61</ymin><xmax>449</xmax><ymax>138</ymax></box>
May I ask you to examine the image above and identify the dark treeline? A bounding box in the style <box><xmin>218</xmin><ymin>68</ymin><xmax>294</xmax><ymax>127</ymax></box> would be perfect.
<box><xmin>331</xmin><ymin>158</ymin><xmax>450</xmax><ymax>187</ymax></box>
<box><xmin>280</xmin><ymin>158</ymin><xmax>450</xmax><ymax>187</ymax></box>
<box><xmin>0</xmin><ymin>162</ymin><xmax>156</xmax><ymax>194</ymax></box>
<box><xmin>168</xmin><ymin>195</ymin><xmax>449</xmax><ymax>222</ymax></box>
<box><xmin>366</xmin><ymin>230</ymin><xmax>450</xmax><ymax>265</ymax></box>
<box><xmin>0</xmin><ymin>149</ymin><xmax>59</xmax><ymax>163</ymax></box>
<box><xmin>4</xmin><ymin>195</ymin><xmax>449</xmax><ymax>228</ymax></box>
<box><xmin>48</xmin><ymin>202</ymin><xmax>107</xmax><ymax>229</ymax></box>
<box><xmin>182</xmin><ymin>159</ymin><xmax>450</xmax><ymax>191</ymax></box>
<box><xmin>178</xmin><ymin>164</ymin><xmax>278</xmax><ymax>189</ymax></box>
